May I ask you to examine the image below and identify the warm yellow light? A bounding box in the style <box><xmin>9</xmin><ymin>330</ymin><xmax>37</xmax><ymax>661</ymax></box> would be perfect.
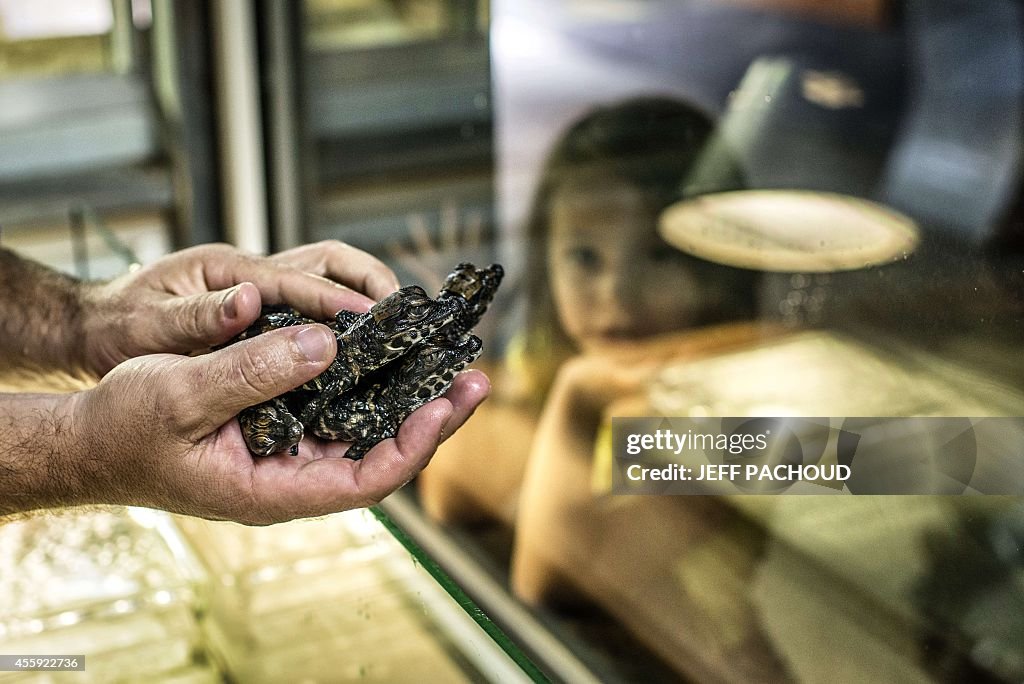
<box><xmin>659</xmin><ymin>190</ymin><xmax>919</xmax><ymax>272</ymax></box>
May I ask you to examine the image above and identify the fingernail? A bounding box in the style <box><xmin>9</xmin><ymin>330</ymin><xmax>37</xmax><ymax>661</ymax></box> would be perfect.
<box><xmin>223</xmin><ymin>285</ymin><xmax>241</xmax><ymax>319</ymax></box>
<box><xmin>295</xmin><ymin>325</ymin><xmax>333</xmax><ymax>361</ymax></box>
<box><xmin>437</xmin><ymin>401</ymin><xmax>454</xmax><ymax>440</ymax></box>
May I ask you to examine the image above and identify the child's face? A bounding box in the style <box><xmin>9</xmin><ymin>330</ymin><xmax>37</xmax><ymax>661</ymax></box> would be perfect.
<box><xmin>547</xmin><ymin>175</ymin><xmax>705</xmax><ymax>349</ymax></box>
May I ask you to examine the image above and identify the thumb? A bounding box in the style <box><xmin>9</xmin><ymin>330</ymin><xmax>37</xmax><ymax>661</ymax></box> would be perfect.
<box><xmin>156</xmin><ymin>282</ymin><xmax>263</xmax><ymax>351</ymax></box>
<box><xmin>177</xmin><ymin>323</ymin><xmax>336</xmax><ymax>435</ymax></box>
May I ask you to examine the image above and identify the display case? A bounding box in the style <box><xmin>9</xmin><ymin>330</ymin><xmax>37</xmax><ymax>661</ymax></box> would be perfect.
<box><xmin>3</xmin><ymin>1</ymin><xmax>1024</xmax><ymax>682</ymax></box>
<box><xmin>0</xmin><ymin>508</ymin><xmax>216</xmax><ymax>683</ymax></box>
<box><xmin>0</xmin><ymin>504</ymin><xmax>538</xmax><ymax>683</ymax></box>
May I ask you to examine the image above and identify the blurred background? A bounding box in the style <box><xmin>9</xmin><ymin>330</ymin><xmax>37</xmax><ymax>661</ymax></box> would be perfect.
<box><xmin>2</xmin><ymin>0</ymin><xmax>1024</xmax><ymax>682</ymax></box>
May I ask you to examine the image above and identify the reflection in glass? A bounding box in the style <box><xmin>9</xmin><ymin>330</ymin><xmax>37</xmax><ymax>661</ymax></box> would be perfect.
<box><xmin>406</xmin><ymin>1</ymin><xmax>1024</xmax><ymax>681</ymax></box>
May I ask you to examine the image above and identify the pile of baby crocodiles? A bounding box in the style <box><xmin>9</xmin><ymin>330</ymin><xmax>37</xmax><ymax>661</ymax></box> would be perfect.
<box><xmin>227</xmin><ymin>262</ymin><xmax>503</xmax><ymax>460</ymax></box>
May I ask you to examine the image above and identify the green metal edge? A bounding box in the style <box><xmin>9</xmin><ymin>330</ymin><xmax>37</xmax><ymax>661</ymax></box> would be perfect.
<box><xmin>370</xmin><ymin>506</ymin><xmax>551</xmax><ymax>683</ymax></box>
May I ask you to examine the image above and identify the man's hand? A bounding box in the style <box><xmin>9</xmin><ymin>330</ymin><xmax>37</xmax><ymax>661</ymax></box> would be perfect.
<box><xmin>79</xmin><ymin>241</ymin><xmax>402</xmax><ymax>376</ymax></box>
<box><xmin>0</xmin><ymin>241</ymin><xmax>492</xmax><ymax>523</ymax></box>
<box><xmin>31</xmin><ymin>324</ymin><xmax>490</xmax><ymax>524</ymax></box>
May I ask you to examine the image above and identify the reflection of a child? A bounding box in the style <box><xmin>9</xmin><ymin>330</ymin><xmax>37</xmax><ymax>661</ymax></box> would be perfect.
<box><xmin>418</xmin><ymin>97</ymin><xmax>787</xmax><ymax>680</ymax></box>
<box><xmin>419</xmin><ymin>96</ymin><xmax>755</xmax><ymax>518</ymax></box>
<box><xmin>524</xmin><ymin>96</ymin><xmax>759</xmax><ymax>381</ymax></box>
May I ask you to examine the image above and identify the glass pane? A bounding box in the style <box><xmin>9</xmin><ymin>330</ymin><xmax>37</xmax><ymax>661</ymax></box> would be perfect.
<box><xmin>0</xmin><ymin>507</ymin><xmax>219</xmax><ymax>682</ymax></box>
<box><xmin>295</xmin><ymin>0</ymin><xmax>1022</xmax><ymax>681</ymax></box>
<box><xmin>0</xmin><ymin>506</ymin><xmax>533</xmax><ymax>683</ymax></box>
<box><xmin>170</xmin><ymin>508</ymin><xmax>536</xmax><ymax>682</ymax></box>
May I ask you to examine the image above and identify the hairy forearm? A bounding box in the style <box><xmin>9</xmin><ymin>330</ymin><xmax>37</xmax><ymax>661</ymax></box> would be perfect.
<box><xmin>0</xmin><ymin>248</ymin><xmax>92</xmax><ymax>375</ymax></box>
<box><xmin>0</xmin><ymin>392</ymin><xmax>86</xmax><ymax>516</ymax></box>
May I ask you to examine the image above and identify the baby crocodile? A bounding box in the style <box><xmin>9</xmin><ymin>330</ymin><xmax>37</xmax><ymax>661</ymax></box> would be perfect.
<box><xmin>230</xmin><ymin>262</ymin><xmax>501</xmax><ymax>459</ymax></box>
<box><xmin>235</xmin><ymin>285</ymin><xmax>467</xmax><ymax>456</ymax></box>
<box><xmin>313</xmin><ymin>332</ymin><xmax>483</xmax><ymax>460</ymax></box>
